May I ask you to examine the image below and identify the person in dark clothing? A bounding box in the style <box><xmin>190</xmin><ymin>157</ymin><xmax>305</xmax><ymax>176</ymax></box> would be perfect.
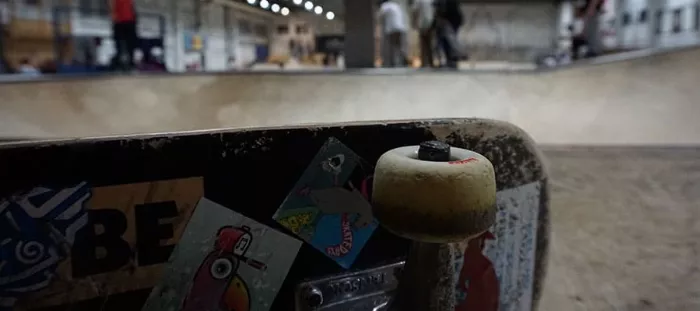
<box><xmin>110</xmin><ymin>0</ymin><xmax>139</xmax><ymax>71</ymax></box>
<box><xmin>433</xmin><ymin>0</ymin><xmax>463</xmax><ymax>68</ymax></box>
<box><xmin>573</xmin><ymin>0</ymin><xmax>605</xmax><ymax>58</ymax></box>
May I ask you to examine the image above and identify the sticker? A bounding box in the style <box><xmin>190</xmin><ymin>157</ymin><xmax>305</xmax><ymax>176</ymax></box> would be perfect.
<box><xmin>142</xmin><ymin>198</ymin><xmax>302</xmax><ymax>311</ymax></box>
<box><xmin>453</xmin><ymin>181</ymin><xmax>541</xmax><ymax>311</ymax></box>
<box><xmin>274</xmin><ymin>137</ymin><xmax>377</xmax><ymax>269</ymax></box>
<box><xmin>18</xmin><ymin>177</ymin><xmax>204</xmax><ymax>309</ymax></box>
<box><xmin>0</xmin><ymin>182</ymin><xmax>91</xmax><ymax>310</ymax></box>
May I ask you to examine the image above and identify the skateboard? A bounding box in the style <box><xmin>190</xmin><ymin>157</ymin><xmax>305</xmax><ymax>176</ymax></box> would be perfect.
<box><xmin>0</xmin><ymin>118</ymin><xmax>548</xmax><ymax>311</ymax></box>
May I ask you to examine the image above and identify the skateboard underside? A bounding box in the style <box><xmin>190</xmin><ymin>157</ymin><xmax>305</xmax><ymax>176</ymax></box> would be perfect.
<box><xmin>0</xmin><ymin>118</ymin><xmax>548</xmax><ymax>311</ymax></box>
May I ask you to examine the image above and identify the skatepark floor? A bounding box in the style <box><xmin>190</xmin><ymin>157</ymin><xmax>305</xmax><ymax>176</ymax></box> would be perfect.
<box><xmin>540</xmin><ymin>146</ymin><xmax>700</xmax><ymax>311</ymax></box>
<box><xmin>1</xmin><ymin>48</ymin><xmax>700</xmax><ymax>310</ymax></box>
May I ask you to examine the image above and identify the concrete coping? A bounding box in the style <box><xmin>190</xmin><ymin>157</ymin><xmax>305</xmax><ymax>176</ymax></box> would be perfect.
<box><xmin>0</xmin><ymin>43</ymin><xmax>699</xmax><ymax>84</ymax></box>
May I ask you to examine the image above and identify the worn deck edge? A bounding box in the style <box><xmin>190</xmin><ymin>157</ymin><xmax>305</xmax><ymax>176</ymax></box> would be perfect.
<box><xmin>0</xmin><ymin>118</ymin><xmax>510</xmax><ymax>148</ymax></box>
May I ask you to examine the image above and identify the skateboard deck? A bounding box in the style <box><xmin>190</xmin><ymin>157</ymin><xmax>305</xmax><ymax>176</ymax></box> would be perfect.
<box><xmin>0</xmin><ymin>118</ymin><xmax>549</xmax><ymax>311</ymax></box>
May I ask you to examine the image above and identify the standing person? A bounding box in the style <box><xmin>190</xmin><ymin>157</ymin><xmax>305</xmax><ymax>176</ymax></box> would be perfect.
<box><xmin>575</xmin><ymin>0</ymin><xmax>605</xmax><ymax>58</ymax></box>
<box><xmin>377</xmin><ymin>0</ymin><xmax>408</xmax><ymax>67</ymax></box>
<box><xmin>110</xmin><ymin>0</ymin><xmax>139</xmax><ymax>71</ymax></box>
<box><xmin>412</xmin><ymin>0</ymin><xmax>435</xmax><ymax>67</ymax></box>
<box><xmin>433</xmin><ymin>0</ymin><xmax>463</xmax><ymax>68</ymax></box>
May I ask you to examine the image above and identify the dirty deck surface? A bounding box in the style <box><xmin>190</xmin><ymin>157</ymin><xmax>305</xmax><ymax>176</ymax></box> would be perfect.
<box><xmin>540</xmin><ymin>147</ymin><xmax>700</xmax><ymax>311</ymax></box>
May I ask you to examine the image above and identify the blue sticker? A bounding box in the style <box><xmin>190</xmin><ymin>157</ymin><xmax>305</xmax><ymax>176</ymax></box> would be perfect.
<box><xmin>0</xmin><ymin>183</ymin><xmax>91</xmax><ymax>309</ymax></box>
<box><xmin>273</xmin><ymin>137</ymin><xmax>377</xmax><ymax>269</ymax></box>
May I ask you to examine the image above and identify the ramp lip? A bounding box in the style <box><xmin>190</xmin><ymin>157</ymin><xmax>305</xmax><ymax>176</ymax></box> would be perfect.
<box><xmin>536</xmin><ymin>43</ymin><xmax>700</xmax><ymax>72</ymax></box>
<box><xmin>1</xmin><ymin>44</ymin><xmax>698</xmax><ymax>84</ymax></box>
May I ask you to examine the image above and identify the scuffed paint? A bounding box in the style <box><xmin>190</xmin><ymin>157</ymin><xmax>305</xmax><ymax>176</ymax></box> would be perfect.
<box><xmin>144</xmin><ymin>138</ymin><xmax>170</xmax><ymax>150</ymax></box>
<box><xmin>232</xmin><ymin>135</ymin><xmax>275</xmax><ymax>155</ymax></box>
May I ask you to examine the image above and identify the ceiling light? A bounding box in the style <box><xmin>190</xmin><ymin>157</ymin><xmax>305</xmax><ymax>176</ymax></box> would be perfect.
<box><xmin>260</xmin><ymin>0</ymin><xmax>269</xmax><ymax>9</ymax></box>
<box><xmin>304</xmin><ymin>1</ymin><xmax>313</xmax><ymax>10</ymax></box>
<box><xmin>326</xmin><ymin>11</ymin><xmax>335</xmax><ymax>20</ymax></box>
<box><xmin>247</xmin><ymin>0</ymin><xmax>256</xmax><ymax>4</ymax></box>
<box><xmin>281</xmin><ymin>7</ymin><xmax>290</xmax><ymax>15</ymax></box>
<box><xmin>293</xmin><ymin>0</ymin><xmax>302</xmax><ymax>5</ymax></box>
<box><xmin>314</xmin><ymin>6</ymin><xmax>323</xmax><ymax>14</ymax></box>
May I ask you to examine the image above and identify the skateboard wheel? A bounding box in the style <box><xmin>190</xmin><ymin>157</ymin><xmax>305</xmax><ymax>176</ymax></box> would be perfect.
<box><xmin>373</xmin><ymin>145</ymin><xmax>496</xmax><ymax>243</ymax></box>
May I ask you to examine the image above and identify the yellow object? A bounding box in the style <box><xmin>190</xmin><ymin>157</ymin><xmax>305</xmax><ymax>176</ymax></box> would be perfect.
<box><xmin>277</xmin><ymin>211</ymin><xmax>314</xmax><ymax>234</ymax></box>
<box><xmin>267</xmin><ymin>54</ymin><xmax>290</xmax><ymax>64</ymax></box>
<box><xmin>192</xmin><ymin>35</ymin><xmax>203</xmax><ymax>51</ymax></box>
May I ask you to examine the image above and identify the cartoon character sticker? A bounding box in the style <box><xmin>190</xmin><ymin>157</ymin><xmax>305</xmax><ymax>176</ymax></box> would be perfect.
<box><xmin>273</xmin><ymin>137</ymin><xmax>377</xmax><ymax>269</ymax></box>
<box><xmin>0</xmin><ymin>182</ymin><xmax>91</xmax><ymax>311</ymax></box>
<box><xmin>181</xmin><ymin>226</ymin><xmax>266</xmax><ymax>311</ymax></box>
<box><xmin>142</xmin><ymin>198</ymin><xmax>301</xmax><ymax>311</ymax></box>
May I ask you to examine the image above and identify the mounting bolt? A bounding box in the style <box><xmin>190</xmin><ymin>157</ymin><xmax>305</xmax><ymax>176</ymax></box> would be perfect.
<box><xmin>418</xmin><ymin>141</ymin><xmax>451</xmax><ymax>162</ymax></box>
<box><xmin>302</xmin><ymin>286</ymin><xmax>323</xmax><ymax>308</ymax></box>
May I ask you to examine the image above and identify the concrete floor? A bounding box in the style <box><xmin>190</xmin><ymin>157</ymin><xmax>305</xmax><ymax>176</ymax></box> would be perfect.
<box><xmin>540</xmin><ymin>147</ymin><xmax>700</xmax><ymax>311</ymax></box>
<box><xmin>1</xmin><ymin>49</ymin><xmax>699</xmax><ymax>310</ymax></box>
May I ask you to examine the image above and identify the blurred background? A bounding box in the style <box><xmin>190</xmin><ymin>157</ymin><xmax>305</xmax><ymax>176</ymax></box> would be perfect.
<box><xmin>0</xmin><ymin>0</ymin><xmax>698</xmax><ymax>74</ymax></box>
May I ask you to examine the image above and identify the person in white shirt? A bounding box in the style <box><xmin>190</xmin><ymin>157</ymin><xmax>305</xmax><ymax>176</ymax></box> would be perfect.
<box><xmin>378</xmin><ymin>0</ymin><xmax>408</xmax><ymax>67</ymax></box>
<box><xmin>412</xmin><ymin>0</ymin><xmax>435</xmax><ymax>67</ymax></box>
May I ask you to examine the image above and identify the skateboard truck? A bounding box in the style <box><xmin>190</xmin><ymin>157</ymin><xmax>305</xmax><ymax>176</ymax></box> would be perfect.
<box><xmin>293</xmin><ymin>141</ymin><xmax>496</xmax><ymax>311</ymax></box>
<box><xmin>373</xmin><ymin>141</ymin><xmax>497</xmax><ymax>311</ymax></box>
<box><xmin>295</xmin><ymin>261</ymin><xmax>404</xmax><ymax>311</ymax></box>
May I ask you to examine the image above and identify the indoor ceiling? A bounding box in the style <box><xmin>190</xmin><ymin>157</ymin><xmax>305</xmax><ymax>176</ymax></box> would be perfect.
<box><xmin>232</xmin><ymin>0</ymin><xmax>342</xmax><ymax>19</ymax></box>
<box><xmin>298</xmin><ymin>0</ymin><xmax>562</xmax><ymax>19</ymax></box>
<box><xmin>232</xmin><ymin>0</ymin><xmax>563</xmax><ymax>20</ymax></box>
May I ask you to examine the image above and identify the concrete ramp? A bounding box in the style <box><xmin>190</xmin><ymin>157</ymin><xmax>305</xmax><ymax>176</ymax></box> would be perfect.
<box><xmin>1</xmin><ymin>48</ymin><xmax>699</xmax><ymax>145</ymax></box>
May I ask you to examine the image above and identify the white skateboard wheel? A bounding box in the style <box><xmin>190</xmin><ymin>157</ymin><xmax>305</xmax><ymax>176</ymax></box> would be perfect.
<box><xmin>372</xmin><ymin>145</ymin><xmax>496</xmax><ymax>243</ymax></box>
